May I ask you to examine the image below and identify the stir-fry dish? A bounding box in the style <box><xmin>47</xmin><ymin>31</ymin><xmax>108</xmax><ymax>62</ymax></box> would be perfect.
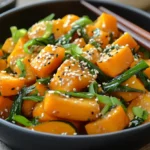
<box><xmin>0</xmin><ymin>13</ymin><xmax>150</xmax><ymax>135</ymax></box>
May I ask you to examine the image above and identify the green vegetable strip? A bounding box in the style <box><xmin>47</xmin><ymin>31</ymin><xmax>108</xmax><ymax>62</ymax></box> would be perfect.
<box><xmin>89</xmin><ymin>81</ymin><xmax>98</xmax><ymax>94</ymax></box>
<box><xmin>10</xmin><ymin>26</ymin><xmax>27</xmax><ymax>43</ymax></box>
<box><xmin>16</xmin><ymin>59</ymin><xmax>26</xmax><ymax>77</ymax></box>
<box><xmin>43</xmin><ymin>22</ymin><xmax>53</xmax><ymax>38</ymax></box>
<box><xmin>103</xmin><ymin>60</ymin><xmax>149</xmax><ymax>92</ymax></box>
<box><xmin>137</xmin><ymin>71</ymin><xmax>150</xmax><ymax>91</ymax></box>
<box><xmin>101</xmin><ymin>104</ymin><xmax>111</xmax><ymax>116</ymax></box>
<box><xmin>24</xmin><ymin>34</ymin><xmax>55</xmax><ymax>54</ymax></box>
<box><xmin>71</xmin><ymin>16</ymin><xmax>92</xmax><ymax>27</ymax></box>
<box><xmin>7</xmin><ymin>89</ymin><xmax>26</xmax><ymax>121</ymax></box>
<box><xmin>23</xmin><ymin>96</ymin><xmax>44</xmax><ymax>102</ymax></box>
<box><xmin>39</xmin><ymin>13</ymin><xmax>55</xmax><ymax>22</ymax></box>
<box><xmin>12</xmin><ymin>115</ymin><xmax>33</xmax><ymax>127</ymax></box>
<box><xmin>37</xmin><ymin>77</ymin><xmax>51</xmax><ymax>84</ymax></box>
<box><xmin>54</xmin><ymin>91</ymin><xmax>95</xmax><ymax>99</ymax></box>
<box><xmin>78</xmin><ymin>56</ymin><xmax>110</xmax><ymax>82</ymax></box>
<box><xmin>112</xmin><ymin>85</ymin><xmax>144</xmax><ymax>93</ymax></box>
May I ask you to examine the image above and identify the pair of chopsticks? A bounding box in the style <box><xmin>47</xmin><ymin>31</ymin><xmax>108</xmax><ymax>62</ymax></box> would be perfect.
<box><xmin>80</xmin><ymin>0</ymin><xmax>150</xmax><ymax>51</ymax></box>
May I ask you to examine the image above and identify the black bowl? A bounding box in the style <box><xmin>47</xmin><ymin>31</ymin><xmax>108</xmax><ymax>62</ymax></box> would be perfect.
<box><xmin>0</xmin><ymin>1</ymin><xmax>150</xmax><ymax>150</ymax></box>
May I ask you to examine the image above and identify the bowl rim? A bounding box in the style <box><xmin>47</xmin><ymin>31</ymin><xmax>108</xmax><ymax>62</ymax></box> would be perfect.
<box><xmin>0</xmin><ymin>0</ymin><xmax>150</xmax><ymax>139</ymax></box>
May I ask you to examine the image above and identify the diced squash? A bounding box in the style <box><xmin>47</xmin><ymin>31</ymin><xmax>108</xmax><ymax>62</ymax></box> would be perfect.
<box><xmin>62</xmin><ymin>14</ymin><xmax>79</xmax><ymax>34</ymax></box>
<box><xmin>85</xmin><ymin>106</ymin><xmax>129</xmax><ymax>134</ymax></box>
<box><xmin>113</xmin><ymin>32</ymin><xmax>139</xmax><ymax>51</ymax></box>
<box><xmin>0</xmin><ymin>50</ymin><xmax>4</xmax><ymax>57</ymax></box>
<box><xmin>29</xmin><ymin>121</ymin><xmax>77</xmax><ymax>135</ymax></box>
<box><xmin>114</xmin><ymin>75</ymin><xmax>146</xmax><ymax>101</ymax></box>
<box><xmin>52</xmin><ymin>19</ymin><xmax>65</xmax><ymax>39</ymax></box>
<box><xmin>7</xmin><ymin>35</ymin><xmax>29</xmax><ymax>70</ymax></box>
<box><xmin>43</xmin><ymin>92</ymin><xmax>100</xmax><ymax>121</ymax></box>
<box><xmin>33</xmin><ymin>102</ymin><xmax>57</xmax><ymax>122</ymax></box>
<box><xmin>2</xmin><ymin>37</ymin><xmax>15</xmax><ymax>53</ymax></box>
<box><xmin>22</xmin><ymin>100</ymin><xmax>37</xmax><ymax>117</ymax></box>
<box><xmin>94</xmin><ymin>13</ymin><xmax>119</xmax><ymax>38</ymax></box>
<box><xmin>127</xmin><ymin>93</ymin><xmax>150</xmax><ymax>122</ymax></box>
<box><xmin>13</xmin><ymin>56</ymin><xmax>36</xmax><ymax>86</ymax></box>
<box><xmin>0</xmin><ymin>72</ymin><xmax>25</xmax><ymax>96</ymax></box>
<box><xmin>85</xmin><ymin>24</ymin><xmax>96</xmax><ymax>37</ymax></box>
<box><xmin>73</xmin><ymin>38</ymin><xmax>86</xmax><ymax>48</ymax></box>
<box><xmin>97</xmin><ymin>46</ymin><xmax>134</xmax><ymax>77</ymax></box>
<box><xmin>0</xmin><ymin>59</ymin><xmax>7</xmax><ymax>70</ymax></box>
<box><xmin>144</xmin><ymin>68</ymin><xmax>150</xmax><ymax>79</ymax></box>
<box><xmin>28</xmin><ymin>21</ymin><xmax>50</xmax><ymax>39</ymax></box>
<box><xmin>49</xmin><ymin>58</ymin><xmax>96</xmax><ymax>91</ymax></box>
<box><xmin>30</xmin><ymin>45</ymin><xmax>65</xmax><ymax>78</ymax></box>
<box><xmin>0</xmin><ymin>96</ymin><xmax>13</xmax><ymax>119</ymax></box>
<box><xmin>82</xmin><ymin>44</ymin><xmax>100</xmax><ymax>65</ymax></box>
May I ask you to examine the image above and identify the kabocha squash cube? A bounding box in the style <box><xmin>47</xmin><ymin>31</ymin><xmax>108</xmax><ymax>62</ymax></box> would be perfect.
<box><xmin>13</xmin><ymin>56</ymin><xmax>36</xmax><ymax>86</ymax></box>
<box><xmin>97</xmin><ymin>46</ymin><xmax>134</xmax><ymax>77</ymax></box>
<box><xmin>85</xmin><ymin>106</ymin><xmax>129</xmax><ymax>134</ymax></box>
<box><xmin>114</xmin><ymin>75</ymin><xmax>146</xmax><ymax>101</ymax></box>
<box><xmin>113</xmin><ymin>32</ymin><xmax>139</xmax><ymax>51</ymax></box>
<box><xmin>43</xmin><ymin>92</ymin><xmax>100</xmax><ymax>121</ymax></box>
<box><xmin>94</xmin><ymin>13</ymin><xmax>119</xmax><ymax>38</ymax></box>
<box><xmin>62</xmin><ymin>14</ymin><xmax>79</xmax><ymax>34</ymax></box>
<box><xmin>33</xmin><ymin>102</ymin><xmax>57</xmax><ymax>122</ymax></box>
<box><xmin>0</xmin><ymin>96</ymin><xmax>13</xmax><ymax>119</ymax></box>
<box><xmin>7</xmin><ymin>36</ymin><xmax>29</xmax><ymax>70</ymax></box>
<box><xmin>49</xmin><ymin>57</ymin><xmax>97</xmax><ymax>92</ymax></box>
<box><xmin>73</xmin><ymin>38</ymin><xmax>86</xmax><ymax>48</ymax></box>
<box><xmin>29</xmin><ymin>121</ymin><xmax>77</xmax><ymax>135</ymax></box>
<box><xmin>0</xmin><ymin>72</ymin><xmax>25</xmax><ymax>96</ymax></box>
<box><xmin>0</xmin><ymin>59</ymin><xmax>7</xmax><ymax>71</ymax></box>
<box><xmin>2</xmin><ymin>37</ymin><xmax>15</xmax><ymax>53</ymax></box>
<box><xmin>127</xmin><ymin>93</ymin><xmax>150</xmax><ymax>122</ymax></box>
<box><xmin>82</xmin><ymin>44</ymin><xmax>100</xmax><ymax>65</ymax></box>
<box><xmin>30</xmin><ymin>45</ymin><xmax>65</xmax><ymax>78</ymax></box>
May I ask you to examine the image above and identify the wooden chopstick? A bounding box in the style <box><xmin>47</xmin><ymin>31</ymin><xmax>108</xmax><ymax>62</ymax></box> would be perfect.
<box><xmin>80</xmin><ymin>0</ymin><xmax>150</xmax><ymax>51</ymax></box>
<box><xmin>99</xmin><ymin>6</ymin><xmax>150</xmax><ymax>41</ymax></box>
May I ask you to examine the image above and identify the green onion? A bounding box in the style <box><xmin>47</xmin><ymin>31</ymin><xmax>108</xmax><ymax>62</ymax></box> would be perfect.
<box><xmin>16</xmin><ymin>58</ymin><xmax>26</xmax><ymax>77</ymax></box>
<box><xmin>23</xmin><ymin>96</ymin><xmax>44</xmax><ymax>102</ymax></box>
<box><xmin>63</xmin><ymin>44</ymin><xmax>82</xmax><ymax>56</ymax></box>
<box><xmin>43</xmin><ymin>22</ymin><xmax>53</xmax><ymax>38</ymax></box>
<box><xmin>112</xmin><ymin>85</ymin><xmax>145</xmax><ymax>93</ymax></box>
<box><xmin>54</xmin><ymin>91</ymin><xmax>95</xmax><ymax>99</ymax></box>
<box><xmin>103</xmin><ymin>60</ymin><xmax>149</xmax><ymax>92</ymax></box>
<box><xmin>139</xmin><ymin>46</ymin><xmax>150</xmax><ymax>59</ymax></box>
<box><xmin>132</xmin><ymin>107</ymin><xmax>148</xmax><ymax>120</ymax></box>
<box><xmin>137</xmin><ymin>71</ymin><xmax>150</xmax><ymax>91</ymax></box>
<box><xmin>24</xmin><ymin>34</ymin><xmax>55</xmax><ymax>54</ymax></box>
<box><xmin>39</xmin><ymin>13</ymin><xmax>55</xmax><ymax>22</ymax></box>
<box><xmin>78</xmin><ymin>55</ymin><xmax>110</xmax><ymax>82</ymax></box>
<box><xmin>93</xmin><ymin>28</ymin><xmax>100</xmax><ymax>38</ymax></box>
<box><xmin>10</xmin><ymin>26</ymin><xmax>27</xmax><ymax>43</ymax></box>
<box><xmin>37</xmin><ymin>77</ymin><xmax>51</xmax><ymax>84</ymax></box>
<box><xmin>101</xmin><ymin>104</ymin><xmax>111</xmax><ymax>116</ymax></box>
<box><xmin>12</xmin><ymin>115</ymin><xmax>33</xmax><ymax>127</ymax></box>
<box><xmin>72</xmin><ymin>16</ymin><xmax>92</xmax><ymax>27</ymax></box>
<box><xmin>89</xmin><ymin>81</ymin><xmax>98</xmax><ymax>94</ymax></box>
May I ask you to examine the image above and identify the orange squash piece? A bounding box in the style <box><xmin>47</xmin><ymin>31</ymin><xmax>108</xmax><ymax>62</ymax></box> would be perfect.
<box><xmin>113</xmin><ymin>32</ymin><xmax>139</xmax><ymax>51</ymax></box>
<box><xmin>97</xmin><ymin>46</ymin><xmax>134</xmax><ymax>77</ymax></box>
<box><xmin>43</xmin><ymin>92</ymin><xmax>100</xmax><ymax>121</ymax></box>
<box><xmin>49</xmin><ymin>58</ymin><xmax>96</xmax><ymax>91</ymax></box>
<box><xmin>33</xmin><ymin>102</ymin><xmax>57</xmax><ymax>122</ymax></box>
<box><xmin>0</xmin><ymin>96</ymin><xmax>13</xmax><ymax>119</ymax></box>
<box><xmin>73</xmin><ymin>38</ymin><xmax>86</xmax><ymax>48</ymax></box>
<box><xmin>2</xmin><ymin>37</ymin><xmax>15</xmax><ymax>53</ymax></box>
<box><xmin>85</xmin><ymin>106</ymin><xmax>129</xmax><ymax>134</ymax></box>
<box><xmin>0</xmin><ymin>72</ymin><xmax>25</xmax><ymax>96</ymax></box>
<box><xmin>0</xmin><ymin>59</ymin><xmax>7</xmax><ymax>70</ymax></box>
<box><xmin>62</xmin><ymin>14</ymin><xmax>79</xmax><ymax>34</ymax></box>
<box><xmin>114</xmin><ymin>75</ymin><xmax>146</xmax><ymax>101</ymax></box>
<box><xmin>127</xmin><ymin>93</ymin><xmax>150</xmax><ymax>122</ymax></box>
<box><xmin>7</xmin><ymin>35</ymin><xmax>29</xmax><ymax>69</ymax></box>
<box><xmin>94</xmin><ymin>13</ymin><xmax>119</xmax><ymax>38</ymax></box>
<box><xmin>82</xmin><ymin>44</ymin><xmax>100</xmax><ymax>65</ymax></box>
<box><xmin>29</xmin><ymin>121</ymin><xmax>77</xmax><ymax>135</ymax></box>
<box><xmin>30</xmin><ymin>45</ymin><xmax>65</xmax><ymax>78</ymax></box>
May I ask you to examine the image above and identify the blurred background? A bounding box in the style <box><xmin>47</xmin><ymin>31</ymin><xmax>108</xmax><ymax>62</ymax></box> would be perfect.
<box><xmin>0</xmin><ymin>0</ymin><xmax>150</xmax><ymax>13</ymax></box>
